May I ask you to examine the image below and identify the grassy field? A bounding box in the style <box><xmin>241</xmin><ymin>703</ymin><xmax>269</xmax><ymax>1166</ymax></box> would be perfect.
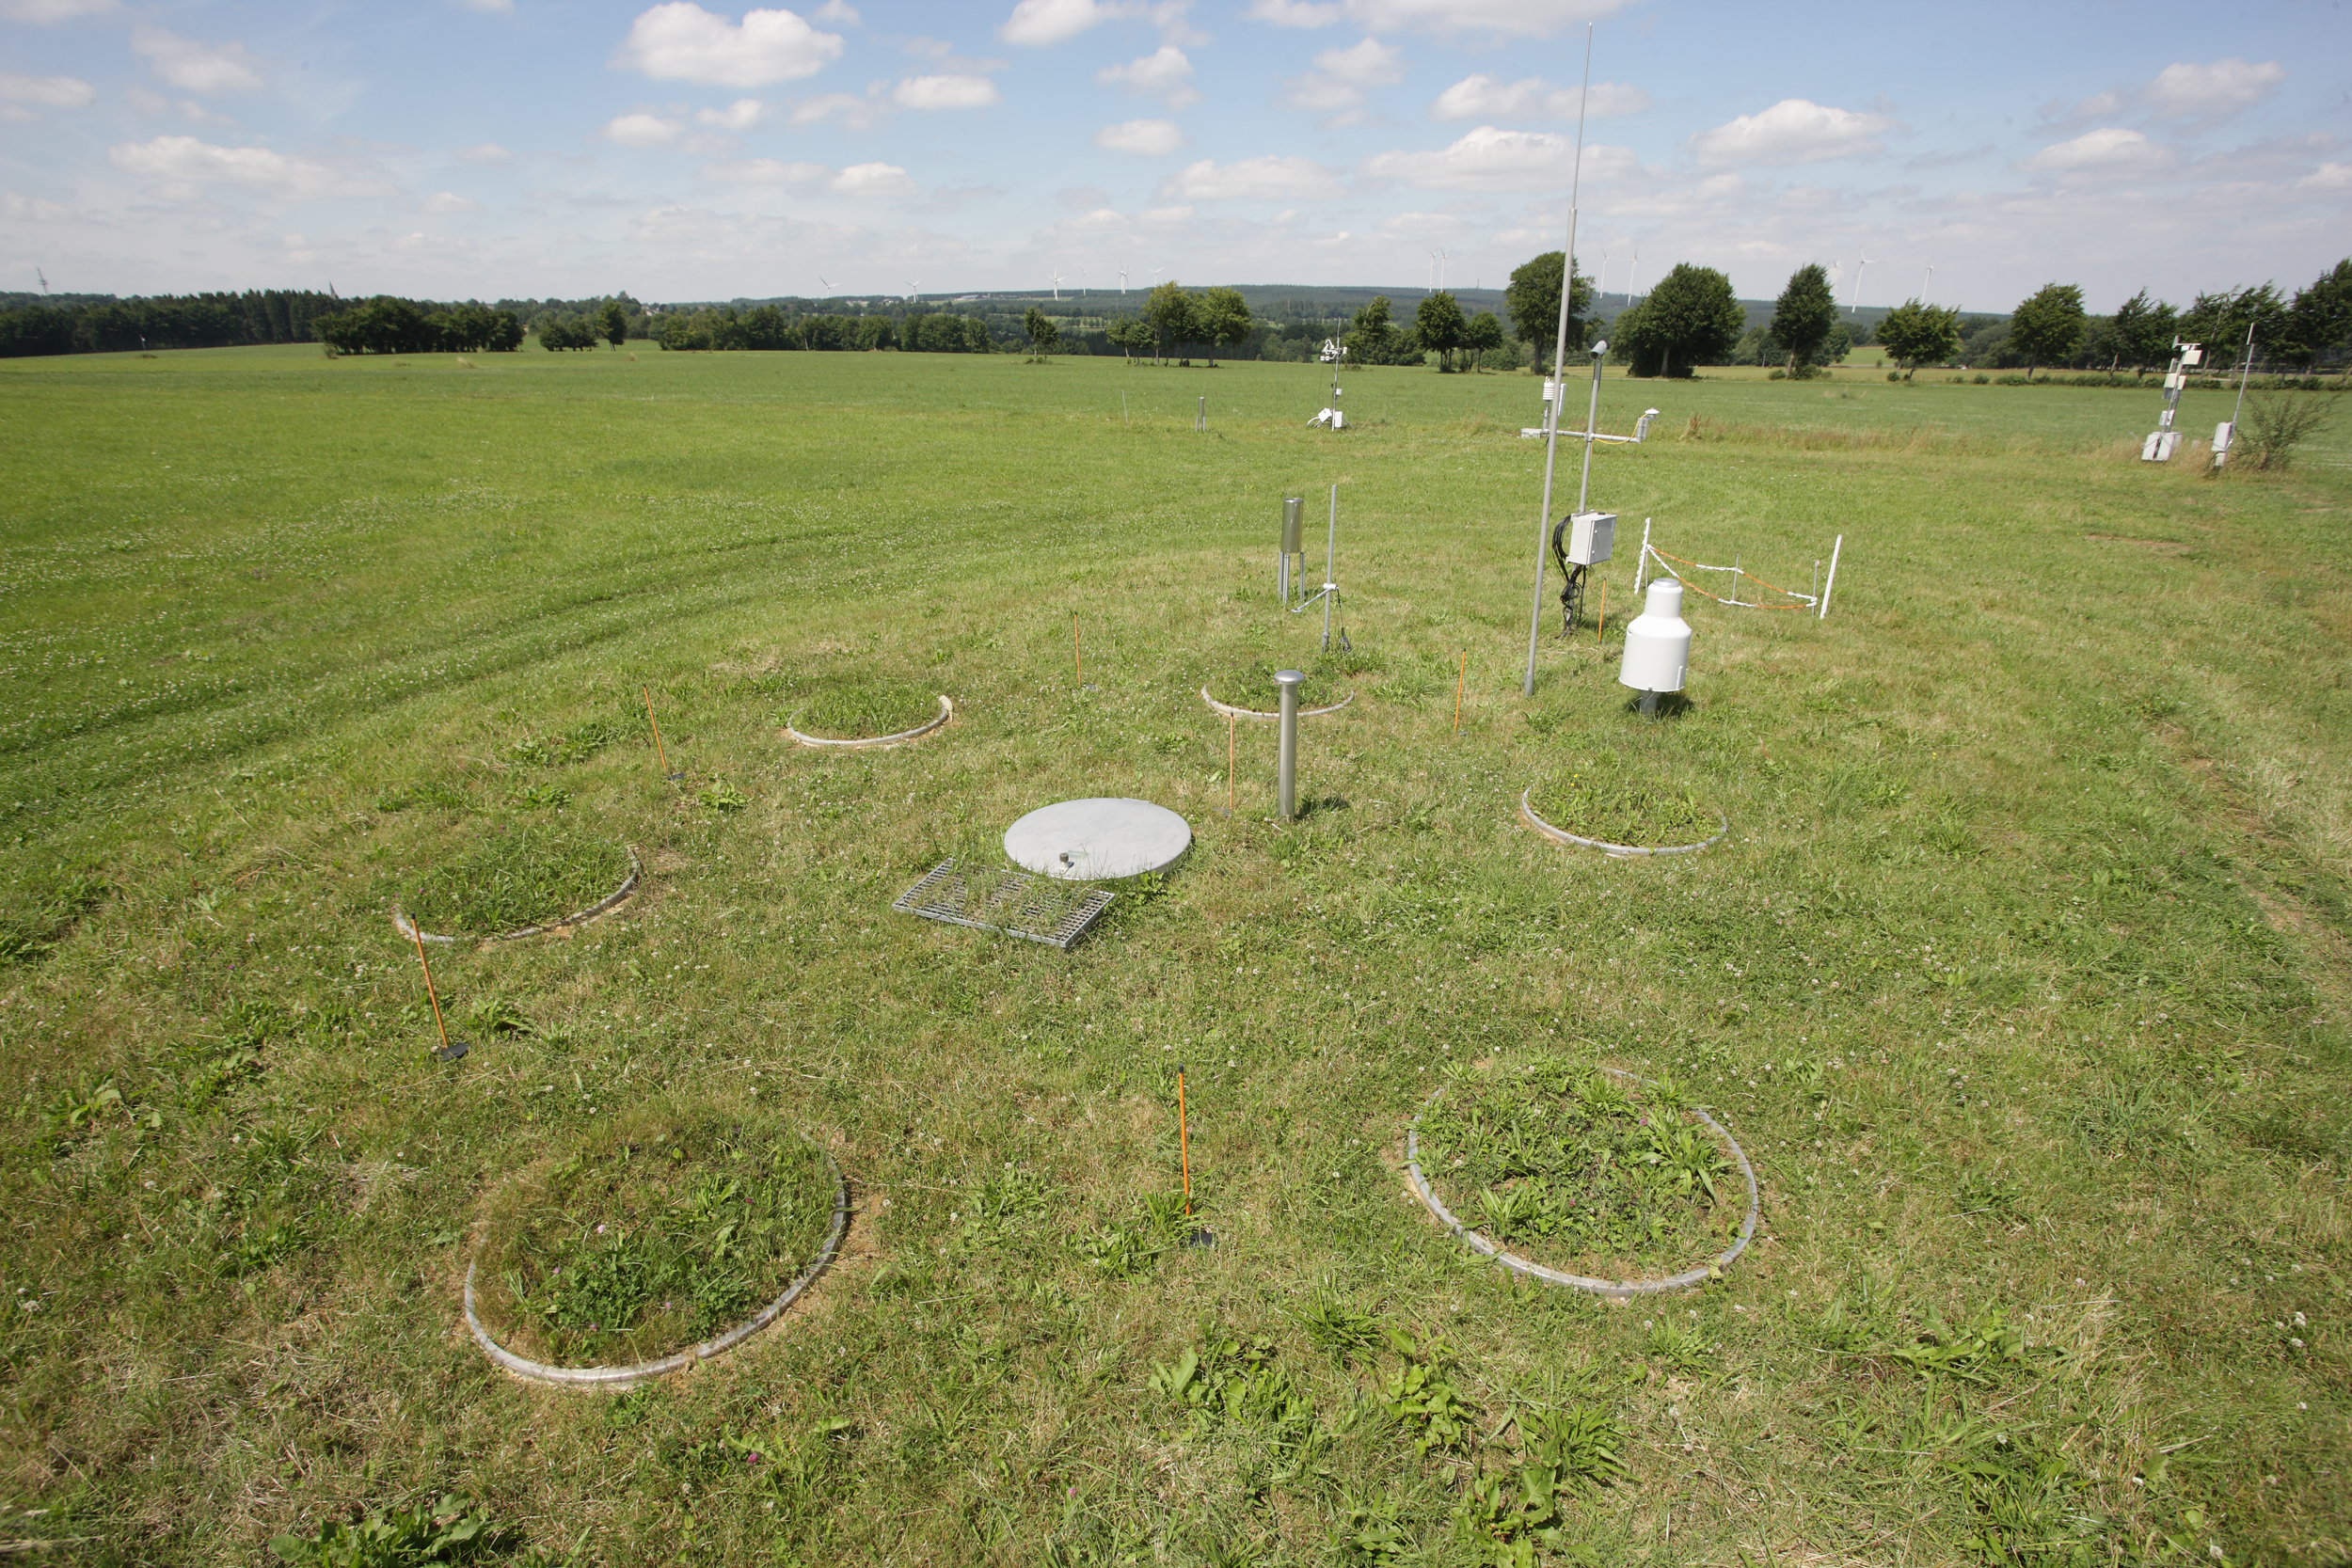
<box><xmin>2</xmin><ymin>342</ymin><xmax>2347</xmax><ymax>1566</ymax></box>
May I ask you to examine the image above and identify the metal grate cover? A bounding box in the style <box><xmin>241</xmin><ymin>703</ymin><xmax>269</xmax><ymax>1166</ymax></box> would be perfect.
<box><xmin>892</xmin><ymin>859</ymin><xmax>1115</xmax><ymax>951</ymax></box>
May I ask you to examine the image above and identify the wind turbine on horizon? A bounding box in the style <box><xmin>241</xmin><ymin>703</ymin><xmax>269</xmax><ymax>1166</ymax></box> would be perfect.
<box><xmin>36</xmin><ymin>267</ymin><xmax>48</xmax><ymax>294</ymax></box>
<box><xmin>1117</xmin><ymin>263</ymin><xmax>1128</xmax><ymax>293</ymax></box>
<box><xmin>1849</xmin><ymin>256</ymin><xmax>1873</xmax><ymax>314</ymax></box>
<box><xmin>1920</xmin><ymin>263</ymin><xmax>1934</xmax><ymax>304</ymax></box>
<box><xmin>817</xmin><ymin>275</ymin><xmax>832</xmax><ymax>295</ymax></box>
<box><xmin>1438</xmin><ymin>250</ymin><xmax>1447</xmax><ymax>291</ymax></box>
<box><xmin>905</xmin><ymin>278</ymin><xmax>919</xmax><ymax>304</ymax></box>
<box><xmin>1050</xmin><ymin>266</ymin><xmax>1063</xmax><ymax>301</ymax></box>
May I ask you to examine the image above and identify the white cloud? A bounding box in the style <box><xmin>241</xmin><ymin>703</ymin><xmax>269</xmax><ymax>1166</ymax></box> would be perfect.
<box><xmin>2298</xmin><ymin>162</ymin><xmax>2352</xmax><ymax>192</ymax></box>
<box><xmin>695</xmin><ymin>96</ymin><xmax>766</xmax><ymax>128</ymax></box>
<box><xmin>453</xmin><ymin>0</ymin><xmax>513</xmax><ymax>12</ymax></box>
<box><xmin>1429</xmin><ymin>73</ymin><xmax>1645</xmax><ymax>121</ymax></box>
<box><xmin>601</xmin><ymin>111</ymin><xmax>685</xmax><ymax>147</ymax></box>
<box><xmin>700</xmin><ymin>157</ymin><xmax>829</xmax><ymax>182</ymax></box>
<box><xmin>0</xmin><ymin>0</ymin><xmax>116</xmax><ymax>20</ymax></box>
<box><xmin>2019</xmin><ymin>126</ymin><xmax>2176</xmax><ymax>176</ymax></box>
<box><xmin>1093</xmin><ymin>117</ymin><xmax>1185</xmax><ymax>154</ymax></box>
<box><xmin>107</xmin><ymin>135</ymin><xmax>391</xmax><ymax>200</ymax></box>
<box><xmin>1359</xmin><ymin>124</ymin><xmax>1634</xmax><ymax>192</ymax></box>
<box><xmin>132</xmin><ymin>28</ymin><xmax>268</xmax><ymax>95</ymax></box>
<box><xmin>0</xmin><ymin>72</ymin><xmax>96</xmax><ymax>109</ymax></box>
<box><xmin>1248</xmin><ymin>0</ymin><xmax>1624</xmax><ymax>37</ymax></box>
<box><xmin>789</xmin><ymin>90</ymin><xmax>886</xmax><ymax>128</ymax></box>
<box><xmin>2142</xmin><ymin>58</ymin><xmax>2284</xmax><ymax>124</ymax></box>
<box><xmin>123</xmin><ymin>85</ymin><xmax>235</xmax><ymax>125</ymax></box>
<box><xmin>812</xmin><ymin>0</ymin><xmax>860</xmax><ymax>19</ymax></box>
<box><xmin>1244</xmin><ymin>0</ymin><xmax>1338</xmax><ymax>21</ymax></box>
<box><xmin>1281</xmin><ymin>37</ymin><xmax>1399</xmax><ymax>113</ymax></box>
<box><xmin>1004</xmin><ymin>0</ymin><xmax>1116</xmax><ymax>44</ymax></box>
<box><xmin>830</xmin><ymin>161</ymin><xmax>915</xmax><ymax>197</ymax></box>
<box><xmin>419</xmin><ymin>191</ymin><xmax>483</xmax><ymax>212</ymax></box>
<box><xmin>454</xmin><ymin>142</ymin><xmax>512</xmax><ymax>163</ymax></box>
<box><xmin>1098</xmin><ymin>44</ymin><xmax>1198</xmax><ymax>106</ymax></box>
<box><xmin>892</xmin><ymin>73</ymin><xmax>1001</xmax><ymax>109</ymax></box>
<box><xmin>2</xmin><ymin>191</ymin><xmax>81</xmax><ymax>221</ymax></box>
<box><xmin>612</xmin><ymin>4</ymin><xmax>846</xmax><ymax>88</ymax></box>
<box><xmin>1158</xmin><ymin>154</ymin><xmax>1342</xmax><ymax>201</ymax></box>
<box><xmin>1688</xmin><ymin>99</ymin><xmax>1891</xmax><ymax>167</ymax></box>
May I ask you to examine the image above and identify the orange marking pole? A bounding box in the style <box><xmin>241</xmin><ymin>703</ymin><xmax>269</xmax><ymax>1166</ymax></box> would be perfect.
<box><xmin>643</xmin><ymin>686</ymin><xmax>671</xmax><ymax>774</ymax></box>
<box><xmin>1454</xmin><ymin>652</ymin><xmax>1465</xmax><ymax>734</ymax></box>
<box><xmin>1227</xmin><ymin>715</ymin><xmax>1235</xmax><ymax>812</ymax></box>
<box><xmin>411</xmin><ymin>925</ymin><xmax>452</xmax><ymax>1055</ymax></box>
<box><xmin>1596</xmin><ymin>579</ymin><xmax>1608</xmax><ymax>642</ymax></box>
<box><xmin>1177</xmin><ymin>1066</ymin><xmax>1192</xmax><ymax>1216</ymax></box>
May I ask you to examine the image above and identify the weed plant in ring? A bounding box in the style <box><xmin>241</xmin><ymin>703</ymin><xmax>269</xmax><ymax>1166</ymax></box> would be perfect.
<box><xmin>1528</xmin><ymin>750</ymin><xmax>1715</xmax><ymax>847</ymax></box>
<box><xmin>469</xmin><ymin>1105</ymin><xmax>835</xmax><ymax>1369</ymax></box>
<box><xmin>1419</xmin><ymin>1057</ymin><xmax>1739</xmax><ymax>1280</ymax></box>
<box><xmin>781</xmin><ymin>673</ymin><xmax>942</xmax><ymax>739</ymax></box>
<box><xmin>404</xmin><ymin>825</ymin><xmax>631</xmax><ymax>936</ymax></box>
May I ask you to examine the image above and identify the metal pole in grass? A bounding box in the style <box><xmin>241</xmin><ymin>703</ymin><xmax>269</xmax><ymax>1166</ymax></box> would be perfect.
<box><xmin>1073</xmin><ymin>614</ymin><xmax>1083</xmax><ymax>689</ymax></box>
<box><xmin>1177</xmin><ymin>1065</ymin><xmax>1192</xmax><ymax>1216</ymax></box>
<box><xmin>1522</xmin><ymin>22</ymin><xmax>1594</xmax><ymax>697</ymax></box>
<box><xmin>409</xmin><ymin>924</ymin><xmax>458</xmax><ymax>1059</ymax></box>
<box><xmin>1596</xmin><ymin>579</ymin><xmax>1607</xmax><ymax>641</ymax></box>
<box><xmin>2219</xmin><ymin>320</ymin><xmax>2256</xmax><ymax>469</ymax></box>
<box><xmin>1454</xmin><ymin>652</ymin><xmax>1464</xmax><ymax>735</ymax></box>
<box><xmin>642</xmin><ymin>686</ymin><xmax>675</xmax><ymax>778</ymax></box>
<box><xmin>1819</xmin><ymin>535</ymin><xmax>1843</xmax><ymax>621</ymax></box>
<box><xmin>1227</xmin><ymin>714</ymin><xmax>1235</xmax><ymax>813</ymax></box>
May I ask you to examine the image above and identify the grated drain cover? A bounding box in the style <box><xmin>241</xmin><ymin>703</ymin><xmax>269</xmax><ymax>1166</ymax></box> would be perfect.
<box><xmin>892</xmin><ymin>859</ymin><xmax>1116</xmax><ymax>951</ymax></box>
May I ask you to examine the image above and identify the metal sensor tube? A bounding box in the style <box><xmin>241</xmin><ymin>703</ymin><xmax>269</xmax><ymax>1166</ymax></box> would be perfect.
<box><xmin>1275</xmin><ymin>670</ymin><xmax>1304</xmax><ymax>819</ymax></box>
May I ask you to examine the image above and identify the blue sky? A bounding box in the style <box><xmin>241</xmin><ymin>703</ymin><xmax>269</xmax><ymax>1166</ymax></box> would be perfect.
<box><xmin>2</xmin><ymin>0</ymin><xmax>2347</xmax><ymax>310</ymax></box>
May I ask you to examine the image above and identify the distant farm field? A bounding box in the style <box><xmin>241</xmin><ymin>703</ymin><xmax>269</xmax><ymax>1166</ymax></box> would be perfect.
<box><xmin>2</xmin><ymin>343</ymin><xmax>2347</xmax><ymax>1566</ymax></box>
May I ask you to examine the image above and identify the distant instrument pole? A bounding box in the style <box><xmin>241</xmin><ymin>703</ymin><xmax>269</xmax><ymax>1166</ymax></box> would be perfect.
<box><xmin>1524</xmin><ymin>24</ymin><xmax>1594</xmax><ymax>697</ymax></box>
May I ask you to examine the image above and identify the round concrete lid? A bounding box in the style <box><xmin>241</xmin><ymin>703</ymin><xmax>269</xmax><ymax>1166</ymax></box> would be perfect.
<box><xmin>1004</xmin><ymin>798</ymin><xmax>1192</xmax><ymax>881</ymax></box>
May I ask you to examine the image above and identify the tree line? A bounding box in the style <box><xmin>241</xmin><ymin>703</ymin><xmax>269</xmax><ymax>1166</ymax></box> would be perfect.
<box><xmin>0</xmin><ymin>289</ymin><xmax>352</xmax><ymax>357</ymax></box>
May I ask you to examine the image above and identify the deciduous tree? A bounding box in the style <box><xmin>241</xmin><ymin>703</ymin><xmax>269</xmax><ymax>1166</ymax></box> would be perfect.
<box><xmin>1197</xmin><ymin>287</ymin><xmax>1251</xmax><ymax>367</ymax></box>
<box><xmin>2008</xmin><ymin>281</ymin><xmax>2087</xmax><ymax>380</ymax></box>
<box><xmin>2109</xmin><ymin>289</ymin><xmax>2177</xmax><ymax>375</ymax></box>
<box><xmin>1609</xmin><ymin>262</ymin><xmax>1741</xmax><ymax>377</ymax></box>
<box><xmin>1414</xmin><ymin>289</ymin><xmax>1468</xmax><ymax>371</ymax></box>
<box><xmin>1464</xmin><ymin>309</ymin><xmax>1504</xmax><ymax>368</ymax></box>
<box><xmin>1874</xmin><ymin>298</ymin><xmax>1961</xmax><ymax>376</ymax></box>
<box><xmin>1767</xmin><ymin>264</ymin><xmax>1836</xmax><ymax>376</ymax></box>
<box><xmin>1505</xmin><ymin>251</ymin><xmax>1594</xmax><ymax>370</ymax></box>
<box><xmin>1023</xmin><ymin>307</ymin><xmax>1060</xmax><ymax>357</ymax></box>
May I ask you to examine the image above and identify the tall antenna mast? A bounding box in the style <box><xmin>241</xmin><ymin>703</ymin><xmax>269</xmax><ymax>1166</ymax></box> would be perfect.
<box><xmin>1522</xmin><ymin>23</ymin><xmax>1595</xmax><ymax>696</ymax></box>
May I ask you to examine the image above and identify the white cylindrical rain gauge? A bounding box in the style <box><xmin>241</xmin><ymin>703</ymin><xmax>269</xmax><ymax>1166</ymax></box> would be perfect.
<box><xmin>1618</xmin><ymin>578</ymin><xmax>1692</xmax><ymax>696</ymax></box>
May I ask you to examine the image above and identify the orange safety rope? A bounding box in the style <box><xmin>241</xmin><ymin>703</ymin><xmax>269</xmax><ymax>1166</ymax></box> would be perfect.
<box><xmin>1646</xmin><ymin>546</ymin><xmax>1815</xmax><ymax>610</ymax></box>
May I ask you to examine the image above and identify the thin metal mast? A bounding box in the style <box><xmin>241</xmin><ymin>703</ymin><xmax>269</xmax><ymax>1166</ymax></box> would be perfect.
<box><xmin>1523</xmin><ymin>24</ymin><xmax>1594</xmax><ymax>697</ymax></box>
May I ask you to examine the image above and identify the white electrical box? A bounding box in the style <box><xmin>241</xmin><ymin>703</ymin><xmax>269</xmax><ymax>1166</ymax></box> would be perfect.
<box><xmin>2213</xmin><ymin>420</ymin><xmax>2233</xmax><ymax>454</ymax></box>
<box><xmin>2163</xmin><ymin>371</ymin><xmax>2185</xmax><ymax>391</ymax></box>
<box><xmin>1565</xmin><ymin>511</ymin><xmax>1615</xmax><ymax>566</ymax></box>
<box><xmin>2179</xmin><ymin>345</ymin><xmax>2202</xmax><ymax>368</ymax></box>
<box><xmin>2141</xmin><ymin>431</ymin><xmax>2181</xmax><ymax>462</ymax></box>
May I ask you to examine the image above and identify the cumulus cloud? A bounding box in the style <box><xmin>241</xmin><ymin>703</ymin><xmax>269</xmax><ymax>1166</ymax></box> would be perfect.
<box><xmin>1001</xmin><ymin>0</ymin><xmax>1127</xmax><ymax>45</ymax></box>
<box><xmin>1092</xmin><ymin>117</ymin><xmax>1185</xmax><ymax>154</ymax></box>
<box><xmin>0</xmin><ymin>0</ymin><xmax>117</xmax><ymax>20</ymax></box>
<box><xmin>453</xmin><ymin>142</ymin><xmax>512</xmax><ymax>162</ymax></box>
<box><xmin>419</xmin><ymin>190</ymin><xmax>483</xmax><ymax>212</ymax></box>
<box><xmin>1098</xmin><ymin>45</ymin><xmax>1198</xmax><ymax>106</ymax></box>
<box><xmin>1157</xmin><ymin>154</ymin><xmax>1342</xmax><ymax>201</ymax></box>
<box><xmin>600</xmin><ymin>112</ymin><xmax>685</xmax><ymax>147</ymax></box>
<box><xmin>1360</xmin><ymin>125</ymin><xmax>1638</xmax><ymax>191</ymax></box>
<box><xmin>788</xmin><ymin>90</ymin><xmax>886</xmax><ymax>128</ymax></box>
<box><xmin>1247</xmin><ymin>0</ymin><xmax>1625</xmax><ymax>37</ymax></box>
<box><xmin>453</xmin><ymin>0</ymin><xmax>513</xmax><ymax>12</ymax></box>
<box><xmin>2297</xmin><ymin>162</ymin><xmax>2352</xmax><ymax>191</ymax></box>
<box><xmin>612</xmin><ymin>4</ymin><xmax>845</xmax><ymax>88</ymax></box>
<box><xmin>812</xmin><ymin>0</ymin><xmax>859</xmax><ymax>19</ymax></box>
<box><xmin>1282</xmin><ymin>38</ymin><xmax>1400</xmax><ymax>113</ymax></box>
<box><xmin>107</xmin><ymin>135</ymin><xmax>391</xmax><ymax>200</ymax></box>
<box><xmin>700</xmin><ymin>157</ymin><xmax>829</xmax><ymax>182</ymax></box>
<box><xmin>695</xmin><ymin>96</ymin><xmax>766</xmax><ymax>128</ymax></box>
<box><xmin>2019</xmin><ymin>126</ymin><xmax>2177</xmax><ymax>176</ymax></box>
<box><xmin>1688</xmin><ymin>99</ymin><xmax>1891</xmax><ymax>166</ymax></box>
<box><xmin>0</xmin><ymin>72</ymin><xmax>96</xmax><ymax>111</ymax></box>
<box><xmin>1429</xmin><ymin>73</ymin><xmax>1645</xmax><ymax>121</ymax></box>
<box><xmin>892</xmin><ymin>73</ymin><xmax>1000</xmax><ymax>109</ymax></box>
<box><xmin>2142</xmin><ymin>58</ymin><xmax>2284</xmax><ymax>124</ymax></box>
<box><xmin>132</xmin><ymin>28</ymin><xmax>268</xmax><ymax>95</ymax></box>
<box><xmin>829</xmin><ymin>161</ymin><xmax>915</xmax><ymax>197</ymax></box>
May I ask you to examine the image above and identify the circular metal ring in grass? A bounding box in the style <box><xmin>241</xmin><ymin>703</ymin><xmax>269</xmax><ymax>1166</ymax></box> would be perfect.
<box><xmin>392</xmin><ymin>831</ymin><xmax>640</xmax><ymax>945</ymax></box>
<box><xmin>783</xmin><ymin>681</ymin><xmax>953</xmax><ymax>750</ymax></box>
<box><xmin>464</xmin><ymin>1107</ymin><xmax>848</xmax><ymax>1389</ymax></box>
<box><xmin>1518</xmin><ymin>788</ymin><xmax>1727</xmax><ymax>860</ymax></box>
<box><xmin>1199</xmin><ymin>686</ymin><xmax>1354</xmax><ymax>721</ymax></box>
<box><xmin>1405</xmin><ymin>1063</ymin><xmax>1758</xmax><ymax>1297</ymax></box>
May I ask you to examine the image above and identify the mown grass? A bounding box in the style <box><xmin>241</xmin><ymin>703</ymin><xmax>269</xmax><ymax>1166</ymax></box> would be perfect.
<box><xmin>404</xmin><ymin>826</ymin><xmax>633</xmax><ymax>937</ymax></box>
<box><xmin>469</xmin><ymin>1102</ymin><xmax>835</xmax><ymax>1369</ymax></box>
<box><xmin>779</xmin><ymin>673</ymin><xmax>944</xmax><ymax>740</ymax></box>
<box><xmin>1525</xmin><ymin>747</ymin><xmax>1721</xmax><ymax>847</ymax></box>
<box><xmin>1417</xmin><ymin>1057</ymin><xmax>1738</xmax><ymax>1280</ymax></box>
<box><xmin>0</xmin><ymin>343</ymin><xmax>2347</xmax><ymax>1566</ymax></box>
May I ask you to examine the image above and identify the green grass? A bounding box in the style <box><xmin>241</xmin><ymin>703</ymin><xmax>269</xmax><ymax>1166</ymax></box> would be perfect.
<box><xmin>781</xmin><ymin>673</ymin><xmax>943</xmax><ymax>740</ymax></box>
<box><xmin>1206</xmin><ymin>650</ymin><xmax>1361</xmax><ymax>711</ymax></box>
<box><xmin>1418</xmin><ymin>1057</ymin><xmax>1737</xmax><ymax>1279</ymax></box>
<box><xmin>403</xmin><ymin>826</ymin><xmax>632</xmax><ymax>937</ymax></box>
<box><xmin>469</xmin><ymin>1103</ymin><xmax>835</xmax><ymax>1369</ymax></box>
<box><xmin>1526</xmin><ymin>747</ymin><xmax>1720</xmax><ymax>847</ymax></box>
<box><xmin>1</xmin><ymin>342</ymin><xmax>2348</xmax><ymax>1566</ymax></box>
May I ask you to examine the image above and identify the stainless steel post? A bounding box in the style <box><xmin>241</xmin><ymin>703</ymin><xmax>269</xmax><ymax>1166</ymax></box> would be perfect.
<box><xmin>1322</xmin><ymin>485</ymin><xmax>1338</xmax><ymax>652</ymax></box>
<box><xmin>1275</xmin><ymin>669</ymin><xmax>1304</xmax><ymax>819</ymax></box>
